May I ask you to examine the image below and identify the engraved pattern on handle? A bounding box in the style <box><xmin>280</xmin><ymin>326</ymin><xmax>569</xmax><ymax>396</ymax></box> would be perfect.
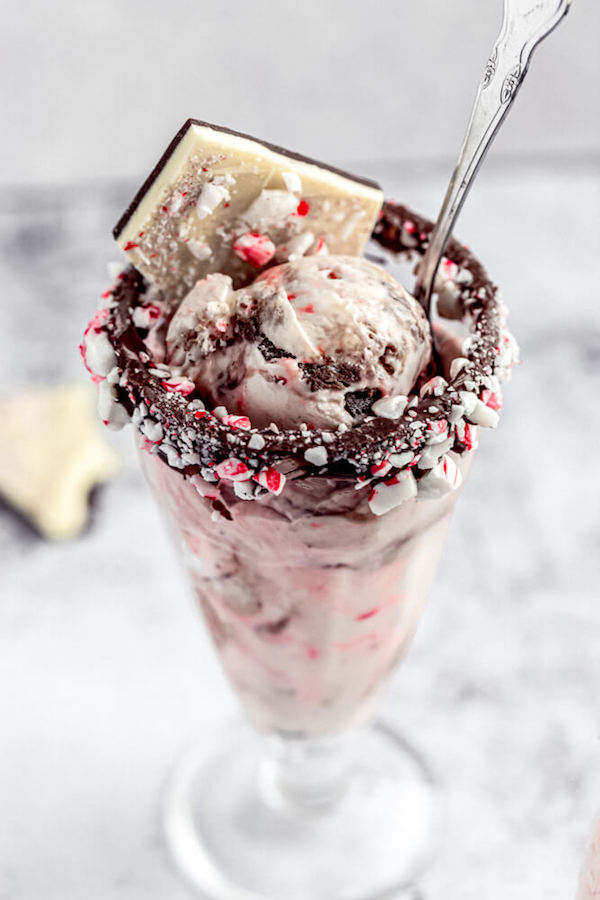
<box><xmin>417</xmin><ymin>0</ymin><xmax>571</xmax><ymax>313</ymax></box>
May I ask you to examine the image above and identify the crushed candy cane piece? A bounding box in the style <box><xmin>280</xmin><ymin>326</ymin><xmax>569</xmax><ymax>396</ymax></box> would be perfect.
<box><xmin>420</xmin><ymin>376</ymin><xmax>447</xmax><ymax>398</ymax></box>
<box><xmin>196</xmin><ymin>182</ymin><xmax>231</xmax><ymax>219</ymax></box>
<box><xmin>215</xmin><ymin>458</ymin><xmax>252</xmax><ymax>482</ymax></box>
<box><xmin>481</xmin><ymin>388</ymin><xmax>503</xmax><ymax>411</ymax></box>
<box><xmin>161</xmin><ymin>377</ymin><xmax>196</xmax><ymax>395</ymax></box>
<box><xmin>233</xmin><ymin>232</ymin><xmax>276</xmax><ymax>268</ymax></box>
<box><xmin>418</xmin><ymin>455</ymin><xmax>462</xmax><ymax>499</ymax></box>
<box><xmin>304</xmin><ymin>446</ymin><xmax>328</xmax><ymax>466</ymax></box>
<box><xmin>221</xmin><ymin>414</ymin><xmax>251</xmax><ymax>430</ymax></box>
<box><xmin>370</xmin><ymin>459</ymin><xmax>392</xmax><ymax>478</ymax></box>
<box><xmin>253</xmin><ymin>468</ymin><xmax>286</xmax><ymax>495</ymax></box>
<box><xmin>459</xmin><ymin>391</ymin><xmax>499</xmax><ymax>428</ymax></box>
<box><xmin>368</xmin><ymin>470</ymin><xmax>417</xmax><ymax>516</ymax></box>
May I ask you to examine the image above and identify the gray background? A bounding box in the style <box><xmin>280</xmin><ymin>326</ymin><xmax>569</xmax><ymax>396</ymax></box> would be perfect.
<box><xmin>2</xmin><ymin>0</ymin><xmax>599</xmax><ymax>186</ymax></box>
<box><xmin>1</xmin><ymin>2</ymin><xmax>600</xmax><ymax>899</ymax></box>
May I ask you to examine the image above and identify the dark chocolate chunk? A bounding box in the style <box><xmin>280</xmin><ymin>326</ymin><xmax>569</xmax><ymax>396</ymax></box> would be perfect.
<box><xmin>344</xmin><ymin>388</ymin><xmax>382</xmax><ymax>421</ymax></box>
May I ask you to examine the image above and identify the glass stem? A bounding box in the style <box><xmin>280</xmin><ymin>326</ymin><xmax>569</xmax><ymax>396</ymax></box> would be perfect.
<box><xmin>258</xmin><ymin>731</ymin><xmax>354</xmax><ymax>816</ymax></box>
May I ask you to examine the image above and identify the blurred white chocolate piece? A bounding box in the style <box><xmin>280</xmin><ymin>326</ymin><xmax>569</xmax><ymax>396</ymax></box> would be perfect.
<box><xmin>0</xmin><ymin>383</ymin><xmax>119</xmax><ymax>540</ymax></box>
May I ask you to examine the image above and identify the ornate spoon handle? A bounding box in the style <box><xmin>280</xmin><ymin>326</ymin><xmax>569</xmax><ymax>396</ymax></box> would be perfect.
<box><xmin>416</xmin><ymin>0</ymin><xmax>571</xmax><ymax>313</ymax></box>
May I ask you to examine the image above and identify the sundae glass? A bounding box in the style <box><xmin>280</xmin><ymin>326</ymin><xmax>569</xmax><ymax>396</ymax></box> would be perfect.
<box><xmin>81</xmin><ymin>120</ymin><xmax>517</xmax><ymax>899</ymax></box>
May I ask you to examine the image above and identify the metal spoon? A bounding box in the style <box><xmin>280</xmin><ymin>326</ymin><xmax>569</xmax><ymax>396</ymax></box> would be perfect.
<box><xmin>416</xmin><ymin>0</ymin><xmax>572</xmax><ymax>315</ymax></box>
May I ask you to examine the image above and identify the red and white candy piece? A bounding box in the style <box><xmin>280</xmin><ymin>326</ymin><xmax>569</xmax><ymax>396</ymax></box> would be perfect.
<box><xmin>417</xmin><ymin>455</ymin><xmax>462</xmax><ymax>500</ymax></box>
<box><xmin>221</xmin><ymin>414</ymin><xmax>251</xmax><ymax>430</ymax></box>
<box><xmin>233</xmin><ymin>232</ymin><xmax>276</xmax><ymax>268</ymax></box>
<box><xmin>480</xmin><ymin>388</ymin><xmax>503</xmax><ymax>411</ymax></box>
<box><xmin>455</xmin><ymin>420</ymin><xmax>478</xmax><ymax>452</ymax></box>
<box><xmin>215</xmin><ymin>458</ymin><xmax>253</xmax><ymax>482</ymax></box>
<box><xmin>370</xmin><ymin>459</ymin><xmax>392</xmax><ymax>479</ymax></box>
<box><xmin>368</xmin><ymin>470</ymin><xmax>417</xmax><ymax>516</ymax></box>
<box><xmin>420</xmin><ymin>376</ymin><xmax>447</xmax><ymax>398</ymax></box>
<box><xmin>418</xmin><ymin>437</ymin><xmax>453</xmax><ymax>470</ymax></box>
<box><xmin>81</xmin><ymin>308</ymin><xmax>117</xmax><ymax>379</ymax></box>
<box><xmin>426</xmin><ymin>418</ymin><xmax>449</xmax><ymax>445</ymax></box>
<box><xmin>459</xmin><ymin>391</ymin><xmax>499</xmax><ymax>428</ymax></box>
<box><xmin>132</xmin><ymin>304</ymin><xmax>163</xmax><ymax>330</ymax></box>
<box><xmin>161</xmin><ymin>377</ymin><xmax>196</xmax><ymax>395</ymax></box>
<box><xmin>253</xmin><ymin>467</ymin><xmax>286</xmax><ymax>495</ymax></box>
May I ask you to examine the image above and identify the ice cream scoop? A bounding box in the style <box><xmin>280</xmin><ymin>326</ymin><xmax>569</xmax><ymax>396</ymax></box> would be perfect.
<box><xmin>166</xmin><ymin>254</ymin><xmax>432</xmax><ymax>431</ymax></box>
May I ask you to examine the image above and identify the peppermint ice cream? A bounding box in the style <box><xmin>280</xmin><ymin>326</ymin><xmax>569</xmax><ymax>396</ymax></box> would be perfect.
<box><xmin>166</xmin><ymin>255</ymin><xmax>432</xmax><ymax>431</ymax></box>
<box><xmin>81</xmin><ymin>121</ymin><xmax>518</xmax><ymax>738</ymax></box>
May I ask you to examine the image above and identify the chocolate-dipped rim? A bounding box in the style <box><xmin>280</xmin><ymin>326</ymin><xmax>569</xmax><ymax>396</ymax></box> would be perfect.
<box><xmin>104</xmin><ymin>200</ymin><xmax>503</xmax><ymax>478</ymax></box>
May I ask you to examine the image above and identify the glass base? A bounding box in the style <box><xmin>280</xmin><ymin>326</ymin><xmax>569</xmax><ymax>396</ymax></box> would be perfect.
<box><xmin>163</xmin><ymin>720</ymin><xmax>441</xmax><ymax>900</ymax></box>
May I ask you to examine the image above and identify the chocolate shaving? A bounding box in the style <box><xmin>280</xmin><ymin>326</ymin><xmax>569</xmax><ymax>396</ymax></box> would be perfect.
<box><xmin>299</xmin><ymin>359</ymin><xmax>361</xmax><ymax>392</ymax></box>
<box><xmin>344</xmin><ymin>389</ymin><xmax>382</xmax><ymax>421</ymax></box>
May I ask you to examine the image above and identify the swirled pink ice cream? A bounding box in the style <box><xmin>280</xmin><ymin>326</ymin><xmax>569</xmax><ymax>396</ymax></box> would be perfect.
<box><xmin>166</xmin><ymin>255</ymin><xmax>432</xmax><ymax>430</ymax></box>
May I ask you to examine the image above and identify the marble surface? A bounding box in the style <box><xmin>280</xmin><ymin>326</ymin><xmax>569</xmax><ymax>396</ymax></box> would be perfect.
<box><xmin>1</xmin><ymin>156</ymin><xmax>600</xmax><ymax>900</ymax></box>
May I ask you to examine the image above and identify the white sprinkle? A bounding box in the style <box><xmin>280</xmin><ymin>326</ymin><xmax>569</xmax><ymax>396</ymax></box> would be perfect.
<box><xmin>321</xmin><ymin>432</ymin><xmax>335</xmax><ymax>443</ymax></box>
<box><xmin>449</xmin><ymin>404</ymin><xmax>465</xmax><ymax>424</ymax></box>
<box><xmin>278</xmin><ymin>231</ymin><xmax>315</xmax><ymax>261</ymax></box>
<box><xmin>213</xmin><ymin>406</ymin><xmax>228</xmax><ymax>419</ymax></box>
<box><xmin>371</xmin><ymin>394</ymin><xmax>408</xmax><ymax>420</ymax></box>
<box><xmin>196</xmin><ymin>182</ymin><xmax>231</xmax><ymax>219</ymax></box>
<box><xmin>85</xmin><ymin>331</ymin><xmax>116</xmax><ymax>377</ymax></box>
<box><xmin>389</xmin><ymin>451</ymin><xmax>414</xmax><ymax>469</ymax></box>
<box><xmin>181</xmin><ymin>451</ymin><xmax>201</xmax><ymax>466</ymax></box>
<box><xmin>282</xmin><ymin>172</ymin><xmax>302</xmax><ymax>193</ymax></box>
<box><xmin>233</xmin><ymin>481</ymin><xmax>255</xmax><ymax>501</ymax></box>
<box><xmin>162</xmin><ymin>444</ymin><xmax>185</xmax><ymax>469</ymax></box>
<box><xmin>418</xmin><ymin>437</ymin><xmax>453</xmax><ymax>470</ymax></box>
<box><xmin>187</xmin><ymin>240</ymin><xmax>213</xmax><ymax>261</ymax></box>
<box><xmin>212</xmin><ymin>173</ymin><xmax>235</xmax><ymax>188</ymax></box>
<box><xmin>241</xmin><ymin>189</ymin><xmax>298</xmax><ymax>230</ymax></box>
<box><xmin>304</xmin><ymin>446</ymin><xmax>328</xmax><ymax>467</ymax></box>
<box><xmin>141</xmin><ymin>418</ymin><xmax>163</xmax><ymax>443</ymax></box>
<box><xmin>248</xmin><ymin>433</ymin><xmax>265</xmax><ymax>451</ymax></box>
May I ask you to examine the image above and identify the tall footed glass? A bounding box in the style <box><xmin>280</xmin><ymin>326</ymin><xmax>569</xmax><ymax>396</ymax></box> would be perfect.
<box><xmin>138</xmin><ymin>439</ymin><xmax>476</xmax><ymax>900</ymax></box>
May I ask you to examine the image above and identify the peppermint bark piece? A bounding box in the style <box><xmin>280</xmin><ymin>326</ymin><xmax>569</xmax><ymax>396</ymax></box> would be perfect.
<box><xmin>114</xmin><ymin>119</ymin><xmax>383</xmax><ymax>302</ymax></box>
